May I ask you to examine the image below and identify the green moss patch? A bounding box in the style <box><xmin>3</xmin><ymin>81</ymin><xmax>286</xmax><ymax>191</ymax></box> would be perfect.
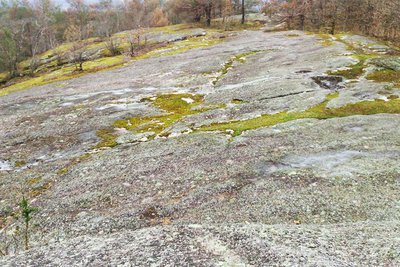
<box><xmin>114</xmin><ymin>93</ymin><xmax>204</xmax><ymax>135</ymax></box>
<box><xmin>0</xmin><ymin>59</ymin><xmax>125</xmax><ymax>97</ymax></box>
<box><xmin>95</xmin><ymin>129</ymin><xmax>119</xmax><ymax>149</ymax></box>
<box><xmin>96</xmin><ymin>93</ymin><xmax>208</xmax><ymax>148</ymax></box>
<box><xmin>26</xmin><ymin>177</ymin><xmax>42</xmax><ymax>185</ymax></box>
<box><xmin>324</xmin><ymin>35</ymin><xmax>393</xmax><ymax>80</ymax></box>
<box><xmin>198</xmin><ymin>93</ymin><xmax>400</xmax><ymax>137</ymax></box>
<box><xmin>316</xmin><ymin>33</ymin><xmax>334</xmax><ymax>47</ymax></box>
<box><xmin>97</xmin><ymin>90</ymin><xmax>400</xmax><ymax>145</ymax></box>
<box><xmin>57</xmin><ymin>167</ymin><xmax>69</xmax><ymax>175</ymax></box>
<box><xmin>147</xmin><ymin>24</ymin><xmax>196</xmax><ymax>34</ymax></box>
<box><xmin>326</xmin><ymin>52</ymin><xmax>379</xmax><ymax>80</ymax></box>
<box><xmin>29</xmin><ymin>181</ymin><xmax>52</xmax><ymax>197</ymax></box>
<box><xmin>136</xmin><ymin>36</ymin><xmax>222</xmax><ymax>60</ymax></box>
<box><xmin>0</xmin><ymin>72</ymin><xmax>7</xmax><ymax>83</ymax></box>
<box><xmin>366</xmin><ymin>69</ymin><xmax>400</xmax><ymax>87</ymax></box>
<box><xmin>211</xmin><ymin>20</ymin><xmax>264</xmax><ymax>31</ymax></box>
<box><xmin>14</xmin><ymin>160</ymin><xmax>26</xmax><ymax>168</ymax></box>
<box><xmin>231</xmin><ymin>99</ymin><xmax>246</xmax><ymax>104</ymax></box>
<box><xmin>327</xmin><ymin>60</ymin><xmax>365</xmax><ymax>79</ymax></box>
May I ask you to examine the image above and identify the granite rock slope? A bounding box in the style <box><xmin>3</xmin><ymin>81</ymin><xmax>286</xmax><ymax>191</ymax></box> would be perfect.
<box><xmin>0</xmin><ymin>27</ymin><xmax>399</xmax><ymax>266</ymax></box>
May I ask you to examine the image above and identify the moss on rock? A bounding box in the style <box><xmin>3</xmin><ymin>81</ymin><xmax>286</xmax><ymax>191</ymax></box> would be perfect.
<box><xmin>97</xmin><ymin>93</ymin><xmax>208</xmax><ymax>148</ymax></box>
<box><xmin>366</xmin><ymin>69</ymin><xmax>400</xmax><ymax>87</ymax></box>
<box><xmin>198</xmin><ymin>93</ymin><xmax>400</xmax><ymax>137</ymax></box>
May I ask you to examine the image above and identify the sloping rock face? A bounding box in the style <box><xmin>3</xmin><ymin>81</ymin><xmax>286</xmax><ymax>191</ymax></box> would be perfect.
<box><xmin>0</xmin><ymin>28</ymin><xmax>400</xmax><ymax>266</ymax></box>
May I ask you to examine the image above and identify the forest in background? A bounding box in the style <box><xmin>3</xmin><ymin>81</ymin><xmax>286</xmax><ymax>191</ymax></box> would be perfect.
<box><xmin>264</xmin><ymin>0</ymin><xmax>400</xmax><ymax>41</ymax></box>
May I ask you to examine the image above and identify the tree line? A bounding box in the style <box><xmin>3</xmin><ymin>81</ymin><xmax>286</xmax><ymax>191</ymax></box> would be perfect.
<box><xmin>262</xmin><ymin>0</ymin><xmax>400</xmax><ymax>41</ymax></box>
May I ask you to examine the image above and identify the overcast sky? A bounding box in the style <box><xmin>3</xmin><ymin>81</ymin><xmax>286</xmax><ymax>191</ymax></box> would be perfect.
<box><xmin>51</xmin><ymin>0</ymin><xmax>123</xmax><ymax>9</ymax></box>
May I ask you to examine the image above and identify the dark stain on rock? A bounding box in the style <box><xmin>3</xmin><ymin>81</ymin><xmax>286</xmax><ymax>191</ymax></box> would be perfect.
<box><xmin>296</xmin><ymin>70</ymin><xmax>312</xmax><ymax>74</ymax></box>
<box><xmin>140</xmin><ymin>206</ymin><xmax>160</xmax><ymax>220</ymax></box>
<box><xmin>312</xmin><ymin>75</ymin><xmax>344</xmax><ymax>90</ymax></box>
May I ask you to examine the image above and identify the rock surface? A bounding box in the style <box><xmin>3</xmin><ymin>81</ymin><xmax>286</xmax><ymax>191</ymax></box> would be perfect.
<box><xmin>0</xmin><ymin>26</ymin><xmax>399</xmax><ymax>266</ymax></box>
<box><xmin>371</xmin><ymin>57</ymin><xmax>400</xmax><ymax>71</ymax></box>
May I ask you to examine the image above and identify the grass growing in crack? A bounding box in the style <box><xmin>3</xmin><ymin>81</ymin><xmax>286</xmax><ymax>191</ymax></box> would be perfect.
<box><xmin>212</xmin><ymin>51</ymin><xmax>262</xmax><ymax>86</ymax></box>
<box><xmin>198</xmin><ymin>93</ymin><xmax>400</xmax><ymax>137</ymax></box>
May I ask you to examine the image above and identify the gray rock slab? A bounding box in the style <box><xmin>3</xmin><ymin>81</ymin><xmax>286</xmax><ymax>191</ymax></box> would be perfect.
<box><xmin>1</xmin><ymin>27</ymin><xmax>399</xmax><ymax>265</ymax></box>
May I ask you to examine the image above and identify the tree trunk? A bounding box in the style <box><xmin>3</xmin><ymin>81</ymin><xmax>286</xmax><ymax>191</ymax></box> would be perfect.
<box><xmin>24</xmin><ymin>221</ymin><xmax>29</xmax><ymax>250</ymax></box>
<box><xmin>287</xmin><ymin>16</ymin><xmax>293</xmax><ymax>30</ymax></box>
<box><xmin>329</xmin><ymin>19</ymin><xmax>336</xmax><ymax>35</ymax></box>
<box><xmin>299</xmin><ymin>14</ymin><xmax>305</xmax><ymax>31</ymax></box>
<box><xmin>10</xmin><ymin>56</ymin><xmax>18</xmax><ymax>78</ymax></box>
<box><xmin>205</xmin><ymin>3</ymin><xmax>212</xmax><ymax>27</ymax></box>
<box><xmin>194</xmin><ymin>14</ymin><xmax>201</xmax><ymax>22</ymax></box>
<box><xmin>241</xmin><ymin>0</ymin><xmax>245</xmax><ymax>24</ymax></box>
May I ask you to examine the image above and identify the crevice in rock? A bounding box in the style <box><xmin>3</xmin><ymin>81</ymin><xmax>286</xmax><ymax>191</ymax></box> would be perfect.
<box><xmin>295</xmin><ymin>70</ymin><xmax>312</xmax><ymax>74</ymax></box>
<box><xmin>212</xmin><ymin>50</ymin><xmax>263</xmax><ymax>86</ymax></box>
<box><xmin>258</xmin><ymin>89</ymin><xmax>315</xmax><ymax>101</ymax></box>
